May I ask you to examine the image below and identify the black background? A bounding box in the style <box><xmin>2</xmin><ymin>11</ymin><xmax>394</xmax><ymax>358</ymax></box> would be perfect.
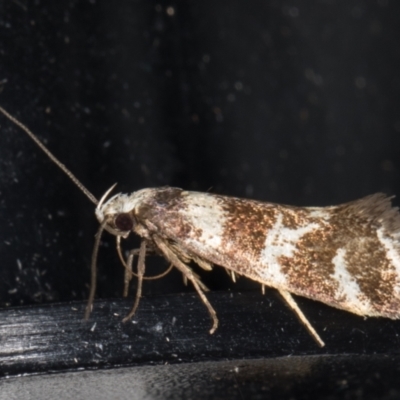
<box><xmin>1</xmin><ymin>0</ymin><xmax>400</xmax><ymax>396</ymax></box>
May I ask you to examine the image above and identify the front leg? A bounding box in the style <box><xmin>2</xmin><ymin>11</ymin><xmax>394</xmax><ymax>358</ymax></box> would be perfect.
<box><xmin>122</xmin><ymin>240</ymin><xmax>147</xmax><ymax>322</ymax></box>
<box><xmin>123</xmin><ymin>248</ymin><xmax>141</xmax><ymax>297</ymax></box>
<box><xmin>116</xmin><ymin>236</ymin><xmax>174</xmax><ymax>297</ymax></box>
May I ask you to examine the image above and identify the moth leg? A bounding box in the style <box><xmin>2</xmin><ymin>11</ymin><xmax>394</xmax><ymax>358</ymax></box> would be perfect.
<box><xmin>278</xmin><ymin>289</ymin><xmax>325</xmax><ymax>348</ymax></box>
<box><xmin>117</xmin><ymin>236</ymin><xmax>141</xmax><ymax>295</ymax></box>
<box><xmin>122</xmin><ymin>240</ymin><xmax>147</xmax><ymax>322</ymax></box>
<box><xmin>116</xmin><ymin>236</ymin><xmax>174</xmax><ymax>297</ymax></box>
<box><xmin>182</xmin><ymin>270</ymin><xmax>209</xmax><ymax>291</ymax></box>
<box><xmin>153</xmin><ymin>235</ymin><xmax>219</xmax><ymax>334</ymax></box>
<box><xmin>181</xmin><ymin>267</ymin><xmax>209</xmax><ymax>291</ymax></box>
<box><xmin>84</xmin><ymin>221</ymin><xmax>107</xmax><ymax>320</ymax></box>
<box><xmin>123</xmin><ymin>248</ymin><xmax>141</xmax><ymax>297</ymax></box>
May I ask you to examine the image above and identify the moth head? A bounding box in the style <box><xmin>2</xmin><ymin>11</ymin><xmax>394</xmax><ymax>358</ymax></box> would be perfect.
<box><xmin>95</xmin><ymin>184</ymin><xmax>137</xmax><ymax>238</ymax></box>
<box><xmin>94</xmin><ymin>185</ymin><xmax>157</xmax><ymax>238</ymax></box>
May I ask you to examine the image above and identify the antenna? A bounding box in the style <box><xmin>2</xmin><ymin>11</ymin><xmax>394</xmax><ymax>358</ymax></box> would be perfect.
<box><xmin>0</xmin><ymin>106</ymin><xmax>98</xmax><ymax>205</ymax></box>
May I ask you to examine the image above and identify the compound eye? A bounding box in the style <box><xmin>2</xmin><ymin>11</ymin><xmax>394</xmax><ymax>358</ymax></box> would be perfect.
<box><xmin>114</xmin><ymin>213</ymin><xmax>134</xmax><ymax>232</ymax></box>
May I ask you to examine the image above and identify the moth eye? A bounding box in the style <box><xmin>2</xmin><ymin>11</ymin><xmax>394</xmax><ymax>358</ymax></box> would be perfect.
<box><xmin>114</xmin><ymin>213</ymin><xmax>134</xmax><ymax>232</ymax></box>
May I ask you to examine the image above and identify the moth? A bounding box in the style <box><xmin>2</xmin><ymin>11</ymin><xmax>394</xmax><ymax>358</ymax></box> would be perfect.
<box><xmin>2</xmin><ymin>106</ymin><xmax>400</xmax><ymax>348</ymax></box>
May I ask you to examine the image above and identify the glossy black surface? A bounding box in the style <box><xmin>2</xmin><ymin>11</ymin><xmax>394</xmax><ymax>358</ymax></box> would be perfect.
<box><xmin>1</xmin><ymin>291</ymin><xmax>400</xmax><ymax>375</ymax></box>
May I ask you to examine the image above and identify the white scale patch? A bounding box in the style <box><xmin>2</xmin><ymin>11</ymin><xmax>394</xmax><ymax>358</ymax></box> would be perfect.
<box><xmin>180</xmin><ymin>192</ymin><xmax>226</xmax><ymax>249</ymax></box>
<box><xmin>258</xmin><ymin>213</ymin><xmax>319</xmax><ymax>286</ymax></box>
<box><xmin>308</xmin><ymin>208</ymin><xmax>332</xmax><ymax>220</ymax></box>
<box><xmin>332</xmin><ymin>248</ymin><xmax>369</xmax><ymax>313</ymax></box>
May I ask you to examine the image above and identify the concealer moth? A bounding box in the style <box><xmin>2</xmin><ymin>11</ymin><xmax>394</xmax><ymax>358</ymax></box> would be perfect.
<box><xmin>3</xmin><ymin>106</ymin><xmax>400</xmax><ymax>348</ymax></box>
